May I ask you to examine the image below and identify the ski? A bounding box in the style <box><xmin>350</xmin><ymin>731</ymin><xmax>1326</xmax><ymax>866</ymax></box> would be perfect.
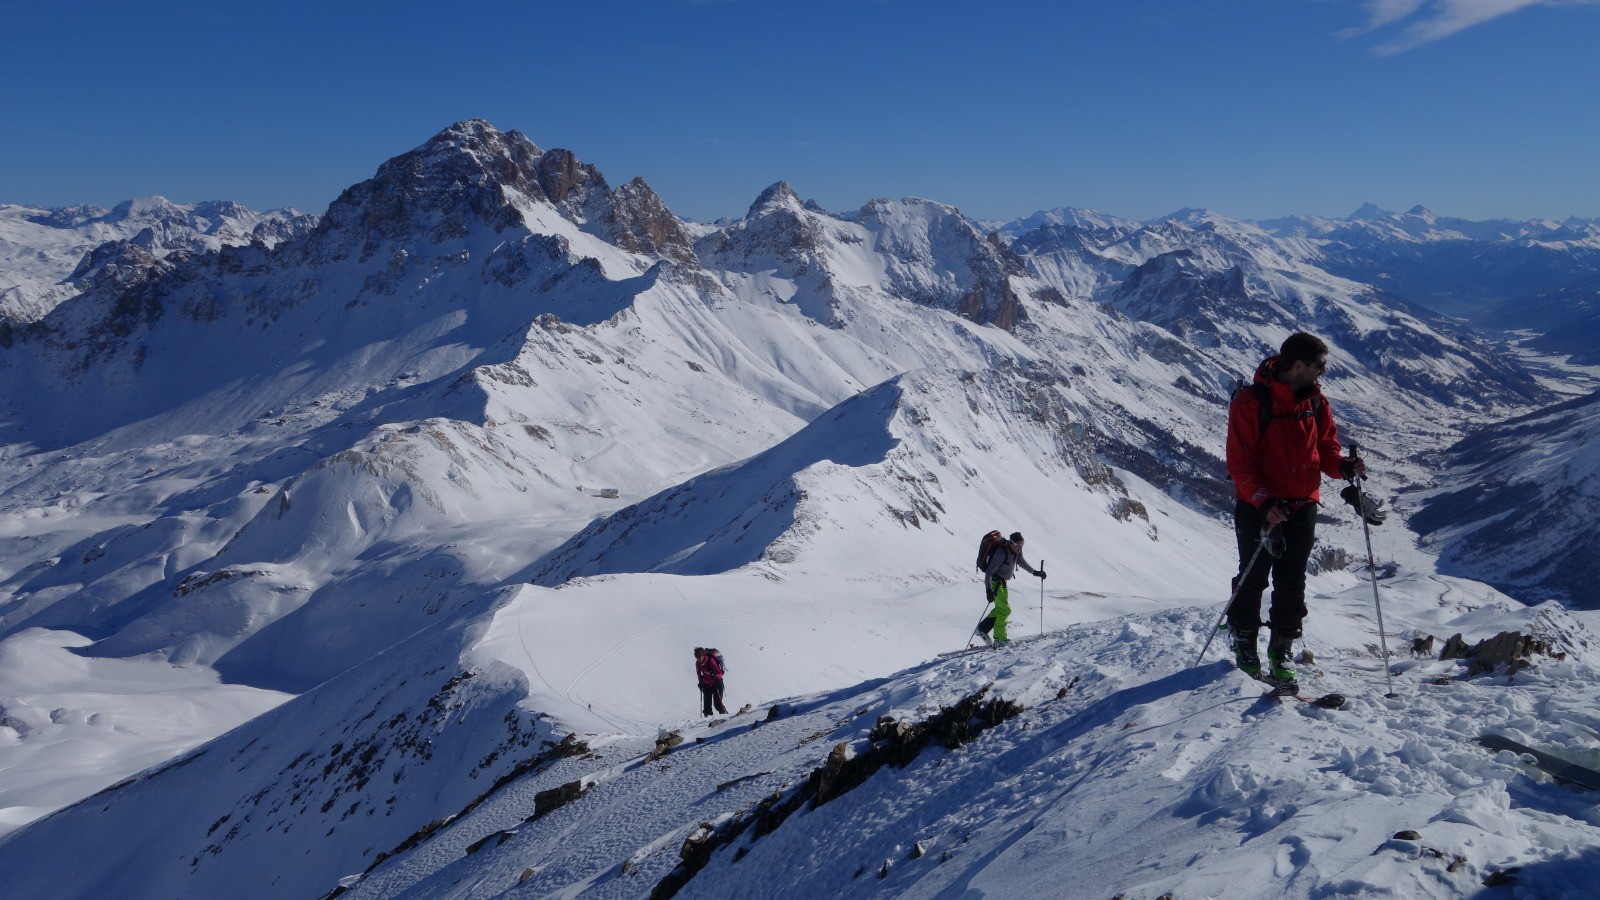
<box><xmin>1246</xmin><ymin>671</ymin><xmax>1345</xmax><ymax>709</ymax></box>
<box><xmin>1286</xmin><ymin>690</ymin><xmax>1347</xmax><ymax>710</ymax></box>
<box><xmin>1477</xmin><ymin>734</ymin><xmax>1600</xmax><ymax>791</ymax></box>
<box><xmin>939</xmin><ymin>631</ymin><xmax>1051</xmax><ymax>659</ymax></box>
<box><xmin>937</xmin><ymin>644</ymin><xmax>993</xmax><ymax>659</ymax></box>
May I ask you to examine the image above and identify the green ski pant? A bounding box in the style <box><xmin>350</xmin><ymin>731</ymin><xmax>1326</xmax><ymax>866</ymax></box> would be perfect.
<box><xmin>987</xmin><ymin>578</ymin><xmax>1012</xmax><ymax>641</ymax></box>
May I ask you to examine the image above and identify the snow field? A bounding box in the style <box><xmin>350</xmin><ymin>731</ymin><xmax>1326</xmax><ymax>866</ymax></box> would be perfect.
<box><xmin>0</xmin><ymin>628</ymin><xmax>288</xmax><ymax>835</ymax></box>
<box><xmin>339</xmin><ymin>580</ymin><xmax>1600</xmax><ymax>899</ymax></box>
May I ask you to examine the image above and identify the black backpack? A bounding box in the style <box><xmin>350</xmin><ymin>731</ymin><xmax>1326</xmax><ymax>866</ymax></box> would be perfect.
<box><xmin>1231</xmin><ymin>379</ymin><xmax>1323</xmax><ymax>443</ymax></box>
<box><xmin>976</xmin><ymin>530</ymin><xmax>1005</xmax><ymax>572</ymax></box>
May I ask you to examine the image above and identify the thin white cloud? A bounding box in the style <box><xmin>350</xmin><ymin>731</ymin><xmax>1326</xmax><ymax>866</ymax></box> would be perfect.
<box><xmin>1341</xmin><ymin>0</ymin><xmax>1430</xmax><ymax>35</ymax></box>
<box><xmin>1339</xmin><ymin>0</ymin><xmax>1600</xmax><ymax>54</ymax></box>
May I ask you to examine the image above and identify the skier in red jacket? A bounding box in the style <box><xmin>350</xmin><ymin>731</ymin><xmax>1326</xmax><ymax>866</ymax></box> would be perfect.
<box><xmin>1225</xmin><ymin>332</ymin><xmax>1368</xmax><ymax>685</ymax></box>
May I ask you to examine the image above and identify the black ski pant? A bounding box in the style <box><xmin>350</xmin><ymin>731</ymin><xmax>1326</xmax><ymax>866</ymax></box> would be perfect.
<box><xmin>699</xmin><ymin>680</ymin><xmax>726</xmax><ymax>716</ymax></box>
<box><xmin>1227</xmin><ymin>499</ymin><xmax>1317</xmax><ymax>638</ymax></box>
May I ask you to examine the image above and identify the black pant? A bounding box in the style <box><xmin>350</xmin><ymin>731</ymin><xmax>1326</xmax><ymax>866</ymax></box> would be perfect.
<box><xmin>699</xmin><ymin>680</ymin><xmax>726</xmax><ymax>716</ymax></box>
<box><xmin>1227</xmin><ymin>499</ymin><xmax>1317</xmax><ymax>638</ymax></box>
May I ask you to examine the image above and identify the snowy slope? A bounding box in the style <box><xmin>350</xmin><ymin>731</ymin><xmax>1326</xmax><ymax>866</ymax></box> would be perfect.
<box><xmin>1414</xmin><ymin>390</ymin><xmax>1600</xmax><ymax>610</ymax></box>
<box><xmin>1485</xmin><ymin>275</ymin><xmax>1600</xmax><ymax>365</ymax></box>
<box><xmin>0</xmin><ymin>608</ymin><xmax>555</xmax><ymax>899</ymax></box>
<box><xmin>5</xmin><ymin>568</ymin><xmax>1594</xmax><ymax>899</ymax></box>
<box><xmin>529</xmin><ymin>367</ymin><xmax>1186</xmax><ymax>589</ymax></box>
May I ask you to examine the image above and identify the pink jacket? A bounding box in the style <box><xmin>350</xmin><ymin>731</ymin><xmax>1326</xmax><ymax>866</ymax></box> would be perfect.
<box><xmin>696</xmin><ymin>654</ymin><xmax>724</xmax><ymax>685</ymax></box>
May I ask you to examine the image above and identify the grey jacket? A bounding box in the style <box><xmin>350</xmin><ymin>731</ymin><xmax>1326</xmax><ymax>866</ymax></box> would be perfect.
<box><xmin>983</xmin><ymin>543</ymin><xmax>1038</xmax><ymax>582</ymax></box>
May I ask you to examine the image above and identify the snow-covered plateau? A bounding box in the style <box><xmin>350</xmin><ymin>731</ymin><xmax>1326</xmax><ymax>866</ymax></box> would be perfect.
<box><xmin>0</xmin><ymin>119</ymin><xmax>1595</xmax><ymax>898</ymax></box>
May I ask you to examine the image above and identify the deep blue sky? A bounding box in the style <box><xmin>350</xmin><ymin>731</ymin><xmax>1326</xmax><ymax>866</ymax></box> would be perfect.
<box><xmin>3</xmin><ymin>0</ymin><xmax>1597</xmax><ymax>223</ymax></box>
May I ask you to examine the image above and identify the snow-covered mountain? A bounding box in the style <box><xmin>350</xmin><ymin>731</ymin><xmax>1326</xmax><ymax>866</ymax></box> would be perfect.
<box><xmin>1414</xmin><ymin>389</ymin><xmax>1600</xmax><ymax>610</ymax></box>
<box><xmin>1007</xmin><ymin>207</ymin><xmax>1544</xmax><ymax>415</ymax></box>
<box><xmin>0</xmin><ymin>120</ymin><xmax>877</xmax><ymax>693</ymax></box>
<box><xmin>3</xmin><ymin>120</ymin><xmax>1599</xmax><ymax>896</ymax></box>
<box><xmin>1255</xmin><ymin>205</ymin><xmax>1600</xmax><ymax>322</ymax></box>
<box><xmin>0</xmin><ymin>197</ymin><xmax>313</xmax><ymax>324</ymax></box>
<box><xmin>1002</xmin><ymin>202</ymin><xmax>1600</xmax><ymax>331</ymax></box>
<box><xmin>1260</xmin><ymin>203</ymin><xmax>1600</xmax><ymax>245</ymax></box>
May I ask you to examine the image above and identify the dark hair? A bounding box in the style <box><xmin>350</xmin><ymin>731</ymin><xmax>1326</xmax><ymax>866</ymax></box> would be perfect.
<box><xmin>693</xmin><ymin>647</ymin><xmax>705</xmax><ymax>655</ymax></box>
<box><xmin>1279</xmin><ymin>332</ymin><xmax>1329</xmax><ymax>367</ymax></box>
<box><xmin>1009</xmin><ymin>532</ymin><xmax>1024</xmax><ymax>543</ymax></box>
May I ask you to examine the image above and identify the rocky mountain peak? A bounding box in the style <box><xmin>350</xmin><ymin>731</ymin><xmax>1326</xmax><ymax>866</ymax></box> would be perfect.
<box><xmin>108</xmin><ymin>196</ymin><xmax>186</xmax><ymax>223</ymax></box>
<box><xmin>304</xmin><ymin>120</ymin><xmax>694</xmax><ymax>266</ymax></box>
<box><xmin>66</xmin><ymin>239</ymin><xmax>171</xmax><ymax>291</ymax></box>
<box><xmin>1349</xmin><ymin>202</ymin><xmax>1393</xmax><ymax>221</ymax></box>
<box><xmin>308</xmin><ymin>121</ymin><xmax>546</xmax><ymax>257</ymax></box>
<box><xmin>748</xmin><ymin>181</ymin><xmax>804</xmax><ymax>217</ymax></box>
<box><xmin>412</xmin><ymin>119</ymin><xmax>545</xmax><ymax>176</ymax></box>
<box><xmin>190</xmin><ymin>199</ymin><xmax>254</xmax><ymax>221</ymax></box>
<box><xmin>605</xmin><ymin>177</ymin><xmax>698</xmax><ymax>264</ymax></box>
<box><xmin>1108</xmin><ymin>248</ymin><xmax>1254</xmax><ymax>333</ymax></box>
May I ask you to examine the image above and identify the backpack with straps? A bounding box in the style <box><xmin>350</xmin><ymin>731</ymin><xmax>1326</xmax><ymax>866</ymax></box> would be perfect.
<box><xmin>976</xmin><ymin>530</ymin><xmax>1005</xmax><ymax>572</ymax></box>
<box><xmin>1231</xmin><ymin>379</ymin><xmax>1323</xmax><ymax>443</ymax></box>
<box><xmin>708</xmin><ymin>648</ymin><xmax>726</xmax><ymax>674</ymax></box>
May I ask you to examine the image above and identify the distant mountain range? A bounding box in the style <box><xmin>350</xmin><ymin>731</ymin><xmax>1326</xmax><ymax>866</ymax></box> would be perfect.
<box><xmin>0</xmin><ymin>197</ymin><xmax>314</xmax><ymax>324</ymax></box>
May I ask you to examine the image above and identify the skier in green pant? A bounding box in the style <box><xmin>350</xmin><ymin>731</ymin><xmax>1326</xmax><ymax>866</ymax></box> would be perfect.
<box><xmin>978</xmin><ymin>532</ymin><xmax>1045</xmax><ymax>645</ymax></box>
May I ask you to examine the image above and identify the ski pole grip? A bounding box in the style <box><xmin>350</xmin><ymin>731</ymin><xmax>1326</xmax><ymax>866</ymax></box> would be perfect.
<box><xmin>1348</xmin><ymin>441</ymin><xmax>1359</xmax><ymax>458</ymax></box>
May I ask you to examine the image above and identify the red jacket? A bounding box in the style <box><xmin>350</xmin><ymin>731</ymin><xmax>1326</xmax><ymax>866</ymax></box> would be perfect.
<box><xmin>1226</xmin><ymin>356</ymin><xmax>1345</xmax><ymax>507</ymax></box>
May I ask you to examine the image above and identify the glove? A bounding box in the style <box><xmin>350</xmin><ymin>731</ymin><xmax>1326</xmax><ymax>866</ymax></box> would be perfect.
<box><xmin>1264</xmin><ymin>527</ymin><xmax>1287</xmax><ymax>559</ymax></box>
<box><xmin>1260</xmin><ymin>497</ymin><xmax>1289</xmax><ymax>528</ymax></box>
<box><xmin>1035</xmin><ymin>569</ymin><xmax>1047</xmax><ymax>579</ymax></box>
<box><xmin>1340</xmin><ymin>484</ymin><xmax>1387</xmax><ymax>526</ymax></box>
<box><xmin>1339</xmin><ymin>457</ymin><xmax>1368</xmax><ymax>480</ymax></box>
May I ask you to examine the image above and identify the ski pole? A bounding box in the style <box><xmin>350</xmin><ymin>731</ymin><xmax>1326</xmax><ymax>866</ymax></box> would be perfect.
<box><xmin>1349</xmin><ymin>442</ymin><xmax>1397</xmax><ymax>698</ymax></box>
<box><xmin>966</xmin><ymin>589</ymin><xmax>995</xmax><ymax>649</ymax></box>
<box><xmin>1192</xmin><ymin>526</ymin><xmax>1274</xmax><ymax>668</ymax></box>
<box><xmin>1039</xmin><ymin>559</ymin><xmax>1046</xmax><ymax>637</ymax></box>
<box><xmin>966</xmin><ymin>603</ymin><xmax>993</xmax><ymax>648</ymax></box>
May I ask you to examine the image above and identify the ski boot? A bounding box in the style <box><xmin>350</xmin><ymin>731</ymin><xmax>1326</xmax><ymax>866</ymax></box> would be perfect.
<box><xmin>975</xmin><ymin>615</ymin><xmax>996</xmax><ymax>646</ymax></box>
<box><xmin>1267</xmin><ymin>631</ymin><xmax>1298</xmax><ymax>690</ymax></box>
<box><xmin>978</xmin><ymin>615</ymin><xmax>995</xmax><ymax>634</ymax></box>
<box><xmin>1231</xmin><ymin>628</ymin><xmax>1261</xmax><ymax>676</ymax></box>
